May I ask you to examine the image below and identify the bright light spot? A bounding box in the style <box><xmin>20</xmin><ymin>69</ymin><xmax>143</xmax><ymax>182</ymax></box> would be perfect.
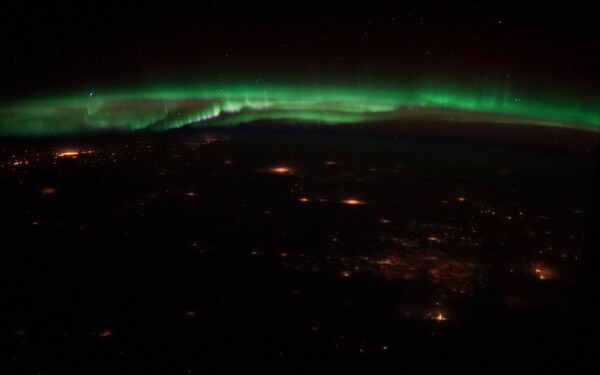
<box><xmin>434</xmin><ymin>313</ymin><xmax>447</xmax><ymax>321</ymax></box>
<box><xmin>456</xmin><ymin>197</ymin><xmax>466</xmax><ymax>202</ymax></box>
<box><xmin>185</xmin><ymin>192</ymin><xmax>197</xmax><ymax>197</ymax></box>
<box><xmin>57</xmin><ymin>151</ymin><xmax>79</xmax><ymax>157</ymax></box>
<box><xmin>56</xmin><ymin>150</ymin><xmax>94</xmax><ymax>158</ymax></box>
<box><xmin>534</xmin><ymin>265</ymin><xmax>555</xmax><ymax>280</ymax></box>
<box><xmin>298</xmin><ymin>197</ymin><xmax>310</xmax><ymax>202</ymax></box>
<box><xmin>341</xmin><ymin>271</ymin><xmax>352</xmax><ymax>278</ymax></box>
<box><xmin>342</xmin><ymin>199</ymin><xmax>366</xmax><ymax>205</ymax></box>
<box><xmin>269</xmin><ymin>166</ymin><xmax>294</xmax><ymax>175</ymax></box>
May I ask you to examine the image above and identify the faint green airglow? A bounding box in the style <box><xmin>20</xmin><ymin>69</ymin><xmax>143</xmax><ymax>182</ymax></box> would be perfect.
<box><xmin>0</xmin><ymin>81</ymin><xmax>598</xmax><ymax>136</ymax></box>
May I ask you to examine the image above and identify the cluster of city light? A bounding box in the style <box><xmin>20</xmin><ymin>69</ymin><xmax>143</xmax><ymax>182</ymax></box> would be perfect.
<box><xmin>56</xmin><ymin>150</ymin><xmax>94</xmax><ymax>158</ymax></box>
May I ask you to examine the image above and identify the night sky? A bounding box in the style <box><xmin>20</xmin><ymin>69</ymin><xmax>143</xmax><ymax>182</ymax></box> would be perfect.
<box><xmin>2</xmin><ymin>1</ymin><xmax>598</xmax><ymax>99</ymax></box>
<box><xmin>2</xmin><ymin>2</ymin><xmax>598</xmax><ymax>372</ymax></box>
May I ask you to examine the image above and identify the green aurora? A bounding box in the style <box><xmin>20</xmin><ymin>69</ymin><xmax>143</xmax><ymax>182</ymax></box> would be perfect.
<box><xmin>1</xmin><ymin>82</ymin><xmax>598</xmax><ymax>136</ymax></box>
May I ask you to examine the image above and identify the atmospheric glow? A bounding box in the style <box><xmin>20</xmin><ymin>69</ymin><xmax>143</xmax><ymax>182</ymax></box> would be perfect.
<box><xmin>1</xmin><ymin>81</ymin><xmax>598</xmax><ymax>136</ymax></box>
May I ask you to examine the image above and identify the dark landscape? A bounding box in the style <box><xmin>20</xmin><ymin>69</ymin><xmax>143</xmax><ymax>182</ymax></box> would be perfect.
<box><xmin>2</xmin><ymin>125</ymin><xmax>596</xmax><ymax>372</ymax></box>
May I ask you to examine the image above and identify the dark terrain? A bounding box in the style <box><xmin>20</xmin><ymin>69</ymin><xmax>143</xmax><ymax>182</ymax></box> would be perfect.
<box><xmin>1</xmin><ymin>126</ymin><xmax>596</xmax><ymax>373</ymax></box>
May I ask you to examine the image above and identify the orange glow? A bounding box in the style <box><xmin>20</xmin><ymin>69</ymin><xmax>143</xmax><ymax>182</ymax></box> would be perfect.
<box><xmin>185</xmin><ymin>192</ymin><xmax>197</xmax><ymax>197</ymax></box>
<box><xmin>456</xmin><ymin>197</ymin><xmax>466</xmax><ymax>202</ymax></box>
<box><xmin>56</xmin><ymin>150</ymin><xmax>94</xmax><ymax>158</ymax></box>
<box><xmin>41</xmin><ymin>187</ymin><xmax>57</xmax><ymax>195</ymax></box>
<box><xmin>56</xmin><ymin>151</ymin><xmax>79</xmax><ymax>157</ymax></box>
<box><xmin>533</xmin><ymin>265</ymin><xmax>555</xmax><ymax>280</ymax></box>
<box><xmin>269</xmin><ymin>166</ymin><xmax>294</xmax><ymax>175</ymax></box>
<box><xmin>340</xmin><ymin>271</ymin><xmax>352</xmax><ymax>278</ymax></box>
<box><xmin>98</xmin><ymin>329</ymin><xmax>113</xmax><ymax>337</ymax></box>
<box><xmin>298</xmin><ymin>197</ymin><xmax>310</xmax><ymax>202</ymax></box>
<box><xmin>435</xmin><ymin>313</ymin><xmax>447</xmax><ymax>321</ymax></box>
<box><xmin>379</xmin><ymin>219</ymin><xmax>390</xmax><ymax>224</ymax></box>
<box><xmin>280</xmin><ymin>252</ymin><xmax>288</xmax><ymax>257</ymax></box>
<box><xmin>342</xmin><ymin>199</ymin><xmax>366</xmax><ymax>205</ymax></box>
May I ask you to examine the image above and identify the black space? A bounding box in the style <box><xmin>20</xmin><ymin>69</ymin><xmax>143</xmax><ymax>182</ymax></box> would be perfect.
<box><xmin>1</xmin><ymin>1</ymin><xmax>598</xmax><ymax>99</ymax></box>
